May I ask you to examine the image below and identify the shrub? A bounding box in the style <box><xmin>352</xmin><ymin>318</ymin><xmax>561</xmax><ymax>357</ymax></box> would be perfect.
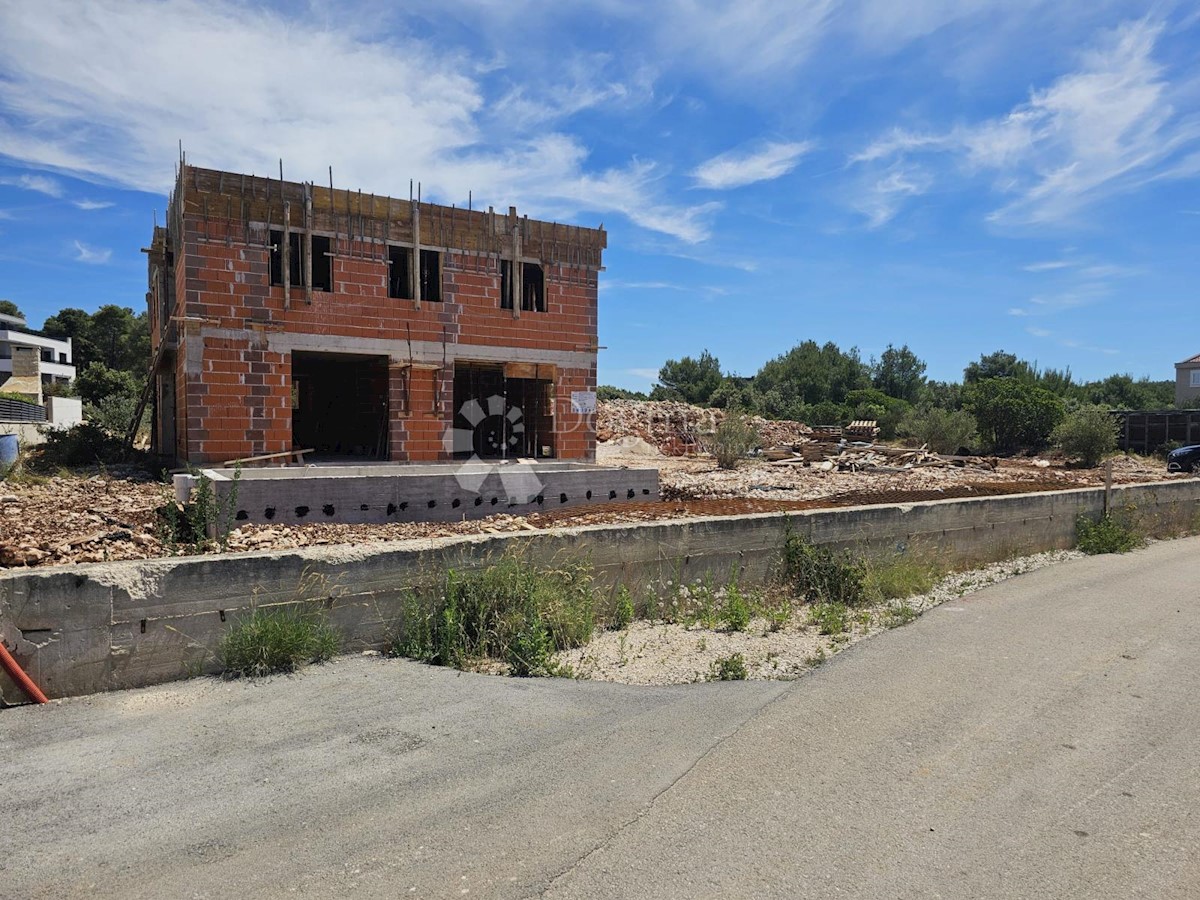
<box><xmin>390</xmin><ymin>555</ymin><xmax>595</xmax><ymax>675</ymax></box>
<box><xmin>708</xmin><ymin>410</ymin><xmax>759</xmax><ymax>469</ymax></box>
<box><xmin>710</xmin><ymin>653</ymin><xmax>748</xmax><ymax>681</ymax></box>
<box><xmin>1053</xmin><ymin>405</ymin><xmax>1119</xmax><ymax>467</ymax></box>
<box><xmin>898</xmin><ymin>405</ymin><xmax>979</xmax><ymax>454</ymax></box>
<box><xmin>1076</xmin><ymin>514</ymin><xmax>1142</xmax><ymax>555</ymax></box>
<box><xmin>30</xmin><ymin>422</ymin><xmax>126</xmax><ymax>470</ymax></box>
<box><xmin>220</xmin><ymin>607</ymin><xmax>340</xmax><ymax>678</ymax></box>
<box><xmin>781</xmin><ymin>529</ymin><xmax>866</xmax><ymax>606</ymax></box>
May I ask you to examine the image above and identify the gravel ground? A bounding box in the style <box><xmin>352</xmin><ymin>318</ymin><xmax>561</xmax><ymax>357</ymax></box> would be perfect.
<box><xmin>555</xmin><ymin>549</ymin><xmax>1084</xmax><ymax>685</ymax></box>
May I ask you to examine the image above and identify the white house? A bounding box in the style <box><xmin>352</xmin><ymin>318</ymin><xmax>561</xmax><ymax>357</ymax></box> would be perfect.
<box><xmin>0</xmin><ymin>310</ymin><xmax>76</xmax><ymax>403</ymax></box>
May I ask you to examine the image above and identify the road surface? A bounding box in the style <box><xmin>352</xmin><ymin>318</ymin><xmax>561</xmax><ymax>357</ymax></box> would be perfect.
<box><xmin>3</xmin><ymin>537</ymin><xmax>1198</xmax><ymax>898</ymax></box>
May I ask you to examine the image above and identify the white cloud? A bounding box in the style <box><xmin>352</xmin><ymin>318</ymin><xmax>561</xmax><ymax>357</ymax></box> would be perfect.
<box><xmin>72</xmin><ymin>240</ymin><xmax>111</xmax><ymax>264</ymax></box>
<box><xmin>626</xmin><ymin>367</ymin><xmax>660</xmax><ymax>380</ymax></box>
<box><xmin>854</xmin><ymin>164</ymin><xmax>931</xmax><ymax>229</ymax></box>
<box><xmin>692</xmin><ymin>141</ymin><xmax>813</xmax><ymax>190</ymax></box>
<box><xmin>1023</xmin><ymin>259</ymin><xmax>1073</xmax><ymax>272</ymax></box>
<box><xmin>851</xmin><ymin>18</ymin><xmax>1200</xmax><ymax>226</ymax></box>
<box><xmin>73</xmin><ymin>199</ymin><xmax>114</xmax><ymax>210</ymax></box>
<box><xmin>0</xmin><ymin>173</ymin><xmax>64</xmax><ymax>197</ymax></box>
<box><xmin>1025</xmin><ymin>326</ymin><xmax>1052</xmax><ymax>337</ymax></box>
<box><xmin>0</xmin><ymin>1</ymin><xmax>713</xmax><ymax>243</ymax></box>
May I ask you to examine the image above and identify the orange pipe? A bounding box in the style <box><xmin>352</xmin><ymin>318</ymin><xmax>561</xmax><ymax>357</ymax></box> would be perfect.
<box><xmin>0</xmin><ymin>641</ymin><xmax>48</xmax><ymax>704</ymax></box>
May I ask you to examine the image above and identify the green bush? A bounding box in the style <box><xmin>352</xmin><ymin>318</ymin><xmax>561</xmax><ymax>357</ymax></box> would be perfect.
<box><xmin>710</xmin><ymin>653</ymin><xmax>748</xmax><ymax>681</ymax></box>
<box><xmin>1053</xmin><ymin>405</ymin><xmax>1118</xmax><ymax>467</ymax></box>
<box><xmin>1076</xmin><ymin>514</ymin><xmax>1142</xmax><ymax>555</ymax></box>
<box><xmin>708</xmin><ymin>410</ymin><xmax>760</xmax><ymax>469</ymax></box>
<box><xmin>220</xmin><ymin>607</ymin><xmax>340</xmax><ymax>678</ymax></box>
<box><xmin>390</xmin><ymin>555</ymin><xmax>595</xmax><ymax>676</ymax></box>
<box><xmin>30</xmin><ymin>422</ymin><xmax>126</xmax><ymax>470</ymax></box>
<box><xmin>898</xmin><ymin>405</ymin><xmax>979</xmax><ymax>454</ymax></box>
<box><xmin>781</xmin><ymin>530</ymin><xmax>866</xmax><ymax>606</ymax></box>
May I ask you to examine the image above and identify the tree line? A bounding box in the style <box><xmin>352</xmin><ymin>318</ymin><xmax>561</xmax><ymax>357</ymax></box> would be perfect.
<box><xmin>599</xmin><ymin>342</ymin><xmax>1178</xmax><ymax>458</ymax></box>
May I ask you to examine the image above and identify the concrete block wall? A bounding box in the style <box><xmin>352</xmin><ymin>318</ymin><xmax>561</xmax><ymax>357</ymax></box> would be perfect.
<box><xmin>152</xmin><ymin>166</ymin><xmax>605</xmax><ymax>465</ymax></box>
<box><xmin>4</xmin><ymin>479</ymin><xmax>1200</xmax><ymax>702</ymax></box>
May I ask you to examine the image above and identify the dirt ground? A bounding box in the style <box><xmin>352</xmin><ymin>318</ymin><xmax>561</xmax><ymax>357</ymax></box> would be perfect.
<box><xmin>0</xmin><ymin>449</ymin><xmax>1178</xmax><ymax>572</ymax></box>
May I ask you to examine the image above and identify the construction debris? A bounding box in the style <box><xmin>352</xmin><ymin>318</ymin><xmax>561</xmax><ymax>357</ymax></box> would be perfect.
<box><xmin>596</xmin><ymin>400</ymin><xmax>811</xmax><ymax>456</ymax></box>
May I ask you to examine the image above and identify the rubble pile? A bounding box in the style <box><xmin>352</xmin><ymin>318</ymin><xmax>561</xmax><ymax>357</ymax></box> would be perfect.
<box><xmin>0</xmin><ymin>472</ymin><xmax>164</xmax><ymax>567</ymax></box>
<box><xmin>597</xmin><ymin>400</ymin><xmax>811</xmax><ymax>455</ymax></box>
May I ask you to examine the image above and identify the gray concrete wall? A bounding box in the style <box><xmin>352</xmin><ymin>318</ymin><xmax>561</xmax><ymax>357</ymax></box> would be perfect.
<box><xmin>3</xmin><ymin>479</ymin><xmax>1199</xmax><ymax>702</ymax></box>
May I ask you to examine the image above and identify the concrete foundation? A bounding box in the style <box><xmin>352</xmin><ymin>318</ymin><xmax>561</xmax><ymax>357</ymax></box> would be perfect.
<box><xmin>3</xmin><ymin>479</ymin><xmax>1199</xmax><ymax>702</ymax></box>
<box><xmin>175</xmin><ymin>461</ymin><xmax>661</xmax><ymax>527</ymax></box>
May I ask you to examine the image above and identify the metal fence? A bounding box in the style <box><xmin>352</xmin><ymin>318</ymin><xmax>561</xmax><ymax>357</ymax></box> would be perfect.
<box><xmin>0</xmin><ymin>396</ymin><xmax>47</xmax><ymax>423</ymax></box>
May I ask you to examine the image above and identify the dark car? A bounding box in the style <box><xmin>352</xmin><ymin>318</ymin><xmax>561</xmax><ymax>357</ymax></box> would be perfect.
<box><xmin>1166</xmin><ymin>444</ymin><xmax>1200</xmax><ymax>473</ymax></box>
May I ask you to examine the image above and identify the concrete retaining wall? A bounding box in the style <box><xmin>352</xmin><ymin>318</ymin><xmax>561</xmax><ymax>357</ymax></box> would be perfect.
<box><xmin>3</xmin><ymin>479</ymin><xmax>1199</xmax><ymax>702</ymax></box>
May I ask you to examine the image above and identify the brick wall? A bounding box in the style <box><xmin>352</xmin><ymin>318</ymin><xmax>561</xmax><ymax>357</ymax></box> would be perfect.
<box><xmin>158</xmin><ymin>170</ymin><xmax>603</xmax><ymax>465</ymax></box>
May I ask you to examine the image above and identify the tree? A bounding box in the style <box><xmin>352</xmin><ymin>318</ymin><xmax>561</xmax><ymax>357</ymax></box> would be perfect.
<box><xmin>963</xmin><ymin>350</ymin><xmax>1033</xmax><ymax>384</ymax></box>
<box><xmin>1080</xmin><ymin>374</ymin><xmax>1173</xmax><ymax>410</ymax></box>
<box><xmin>41</xmin><ymin>305</ymin><xmax>149</xmax><ymax>375</ymax></box>
<box><xmin>0</xmin><ymin>299</ymin><xmax>22</xmax><ymax>319</ymax></box>
<box><xmin>42</xmin><ymin>307</ymin><xmax>100</xmax><ymax>371</ymax></box>
<box><xmin>964</xmin><ymin>378</ymin><xmax>1064</xmax><ymax>454</ymax></box>
<box><xmin>75</xmin><ymin>362</ymin><xmax>140</xmax><ymax>408</ymax></box>
<box><xmin>652</xmin><ymin>350</ymin><xmax>723</xmax><ymax>405</ymax></box>
<box><xmin>597</xmin><ymin>385</ymin><xmax>649</xmax><ymax>401</ymax></box>
<box><xmin>870</xmin><ymin>344</ymin><xmax>926</xmax><ymax>404</ymax></box>
<box><xmin>753</xmin><ymin>341</ymin><xmax>870</xmax><ymax>410</ymax></box>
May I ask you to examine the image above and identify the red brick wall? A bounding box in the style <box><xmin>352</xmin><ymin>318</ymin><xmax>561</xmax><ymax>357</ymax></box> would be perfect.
<box><xmin>169</xmin><ymin>216</ymin><xmax>599</xmax><ymax>464</ymax></box>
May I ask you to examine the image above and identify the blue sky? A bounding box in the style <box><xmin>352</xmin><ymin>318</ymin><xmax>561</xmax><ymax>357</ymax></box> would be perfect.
<box><xmin>1</xmin><ymin>1</ymin><xmax>1198</xmax><ymax>390</ymax></box>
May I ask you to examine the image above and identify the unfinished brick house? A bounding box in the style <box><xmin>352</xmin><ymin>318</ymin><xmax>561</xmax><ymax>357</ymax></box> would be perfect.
<box><xmin>145</xmin><ymin>164</ymin><xmax>604</xmax><ymax>466</ymax></box>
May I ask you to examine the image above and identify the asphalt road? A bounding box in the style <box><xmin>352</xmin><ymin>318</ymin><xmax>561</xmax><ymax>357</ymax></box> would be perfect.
<box><xmin>3</xmin><ymin>537</ymin><xmax>1199</xmax><ymax>899</ymax></box>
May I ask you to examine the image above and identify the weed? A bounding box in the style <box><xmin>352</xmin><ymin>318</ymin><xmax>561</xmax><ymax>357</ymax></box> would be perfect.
<box><xmin>1076</xmin><ymin>513</ymin><xmax>1143</xmax><ymax>555</ymax></box>
<box><xmin>710</xmin><ymin>652</ymin><xmax>748</xmax><ymax>681</ymax></box>
<box><xmin>781</xmin><ymin>529</ymin><xmax>866</xmax><ymax>606</ymax></box>
<box><xmin>220</xmin><ymin>606</ymin><xmax>340</xmax><ymax>678</ymax></box>
<box><xmin>811</xmin><ymin>602</ymin><xmax>849</xmax><ymax>635</ymax></box>
<box><xmin>389</xmin><ymin>554</ymin><xmax>595</xmax><ymax>677</ymax></box>
<box><xmin>881</xmin><ymin>601</ymin><xmax>918</xmax><ymax>628</ymax></box>
<box><xmin>721</xmin><ymin>581</ymin><xmax>751</xmax><ymax>632</ymax></box>
<box><xmin>863</xmin><ymin>554</ymin><xmax>940</xmax><ymax>603</ymax></box>
<box><xmin>158</xmin><ymin>465</ymin><xmax>242</xmax><ymax>553</ymax></box>
<box><xmin>696</xmin><ymin>636</ymin><xmax>708</xmax><ymax>652</ymax></box>
<box><xmin>610</xmin><ymin>586</ymin><xmax>635</xmax><ymax>630</ymax></box>
<box><xmin>708</xmin><ymin>410</ymin><xmax>760</xmax><ymax>469</ymax></box>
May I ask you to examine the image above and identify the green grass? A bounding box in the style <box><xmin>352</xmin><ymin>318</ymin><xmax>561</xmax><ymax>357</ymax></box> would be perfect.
<box><xmin>390</xmin><ymin>555</ymin><xmax>595</xmax><ymax>676</ymax></box>
<box><xmin>863</xmin><ymin>554</ymin><xmax>942</xmax><ymax>603</ymax></box>
<box><xmin>721</xmin><ymin>582</ymin><xmax>752</xmax><ymax>632</ymax></box>
<box><xmin>1076</xmin><ymin>513</ymin><xmax>1143</xmax><ymax>555</ymax></box>
<box><xmin>220</xmin><ymin>607</ymin><xmax>340</xmax><ymax>678</ymax></box>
